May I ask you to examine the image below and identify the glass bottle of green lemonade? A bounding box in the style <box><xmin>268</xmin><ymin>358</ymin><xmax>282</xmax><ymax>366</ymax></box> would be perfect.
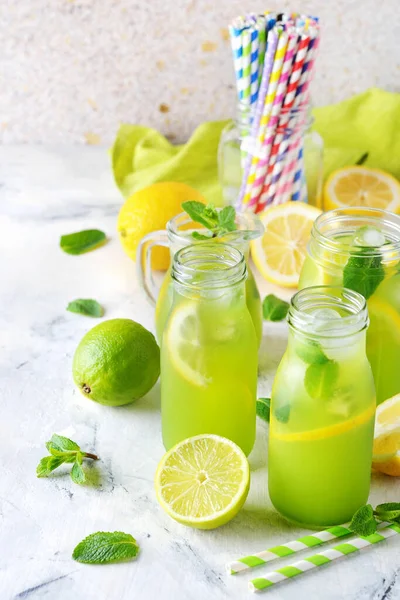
<box><xmin>269</xmin><ymin>286</ymin><xmax>375</xmax><ymax>528</ymax></box>
<box><xmin>161</xmin><ymin>243</ymin><xmax>258</xmax><ymax>456</ymax></box>
<box><xmin>299</xmin><ymin>207</ymin><xmax>400</xmax><ymax>404</ymax></box>
<box><xmin>137</xmin><ymin>210</ymin><xmax>264</xmax><ymax>346</ymax></box>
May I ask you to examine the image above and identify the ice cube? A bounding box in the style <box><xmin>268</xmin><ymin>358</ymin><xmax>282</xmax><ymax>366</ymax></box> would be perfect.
<box><xmin>313</xmin><ymin>308</ymin><xmax>341</xmax><ymax>321</ymax></box>
<box><xmin>353</xmin><ymin>225</ymin><xmax>386</xmax><ymax>248</ymax></box>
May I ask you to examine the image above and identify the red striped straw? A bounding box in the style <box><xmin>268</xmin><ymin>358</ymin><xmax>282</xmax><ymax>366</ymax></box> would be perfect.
<box><xmin>246</xmin><ymin>27</ymin><xmax>298</xmax><ymax>210</ymax></box>
<box><xmin>256</xmin><ymin>31</ymin><xmax>310</xmax><ymax>210</ymax></box>
<box><xmin>271</xmin><ymin>31</ymin><xmax>320</xmax><ymax>207</ymax></box>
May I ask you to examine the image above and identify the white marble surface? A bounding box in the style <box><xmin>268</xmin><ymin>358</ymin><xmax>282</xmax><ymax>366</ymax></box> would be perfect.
<box><xmin>1</xmin><ymin>1</ymin><xmax>400</xmax><ymax>144</ymax></box>
<box><xmin>0</xmin><ymin>146</ymin><xmax>399</xmax><ymax>600</ymax></box>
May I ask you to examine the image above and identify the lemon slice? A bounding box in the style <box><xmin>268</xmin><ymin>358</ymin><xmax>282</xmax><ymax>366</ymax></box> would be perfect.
<box><xmin>164</xmin><ymin>302</ymin><xmax>210</xmax><ymax>387</ymax></box>
<box><xmin>271</xmin><ymin>404</ymin><xmax>376</xmax><ymax>442</ymax></box>
<box><xmin>372</xmin><ymin>393</ymin><xmax>400</xmax><ymax>476</ymax></box>
<box><xmin>155</xmin><ymin>434</ymin><xmax>250</xmax><ymax>529</ymax></box>
<box><xmin>251</xmin><ymin>202</ymin><xmax>322</xmax><ymax>287</ymax></box>
<box><xmin>324</xmin><ymin>166</ymin><xmax>400</xmax><ymax>213</ymax></box>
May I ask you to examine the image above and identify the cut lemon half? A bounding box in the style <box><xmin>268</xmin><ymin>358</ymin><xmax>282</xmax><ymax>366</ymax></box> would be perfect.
<box><xmin>372</xmin><ymin>393</ymin><xmax>400</xmax><ymax>476</ymax></box>
<box><xmin>155</xmin><ymin>434</ymin><xmax>250</xmax><ymax>529</ymax></box>
<box><xmin>164</xmin><ymin>302</ymin><xmax>210</xmax><ymax>387</ymax></box>
<box><xmin>251</xmin><ymin>202</ymin><xmax>322</xmax><ymax>287</ymax></box>
<box><xmin>324</xmin><ymin>166</ymin><xmax>400</xmax><ymax>213</ymax></box>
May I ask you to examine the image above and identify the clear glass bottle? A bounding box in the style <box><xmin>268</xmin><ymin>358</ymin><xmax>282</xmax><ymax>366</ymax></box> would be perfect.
<box><xmin>299</xmin><ymin>207</ymin><xmax>400</xmax><ymax>404</ymax></box>
<box><xmin>161</xmin><ymin>243</ymin><xmax>258</xmax><ymax>456</ymax></box>
<box><xmin>269</xmin><ymin>286</ymin><xmax>375</xmax><ymax>528</ymax></box>
<box><xmin>218</xmin><ymin>101</ymin><xmax>323</xmax><ymax>211</ymax></box>
<box><xmin>137</xmin><ymin>209</ymin><xmax>264</xmax><ymax>346</ymax></box>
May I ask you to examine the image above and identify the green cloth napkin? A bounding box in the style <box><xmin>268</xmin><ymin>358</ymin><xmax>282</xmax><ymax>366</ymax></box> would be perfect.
<box><xmin>111</xmin><ymin>87</ymin><xmax>400</xmax><ymax>203</ymax></box>
<box><xmin>313</xmin><ymin>87</ymin><xmax>400</xmax><ymax>181</ymax></box>
<box><xmin>111</xmin><ymin>121</ymin><xmax>228</xmax><ymax>205</ymax></box>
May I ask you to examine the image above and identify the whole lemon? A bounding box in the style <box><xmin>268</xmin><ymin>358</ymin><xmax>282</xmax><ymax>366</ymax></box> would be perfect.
<box><xmin>72</xmin><ymin>319</ymin><xmax>160</xmax><ymax>406</ymax></box>
<box><xmin>117</xmin><ymin>181</ymin><xmax>206</xmax><ymax>270</ymax></box>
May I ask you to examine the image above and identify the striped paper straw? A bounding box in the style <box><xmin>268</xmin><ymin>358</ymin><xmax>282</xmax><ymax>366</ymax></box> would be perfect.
<box><xmin>291</xmin><ymin>144</ymin><xmax>306</xmax><ymax>201</ymax></box>
<box><xmin>271</xmin><ymin>30</ymin><xmax>320</xmax><ymax>206</ymax></box>
<box><xmin>249</xmin><ymin>524</ymin><xmax>400</xmax><ymax>593</ymax></box>
<box><xmin>227</xmin><ymin>524</ymin><xmax>352</xmax><ymax>575</ymax></box>
<box><xmin>256</xmin><ymin>31</ymin><xmax>310</xmax><ymax>209</ymax></box>
<box><xmin>256</xmin><ymin>15</ymin><xmax>267</xmax><ymax>86</ymax></box>
<box><xmin>229</xmin><ymin>20</ymin><xmax>245</xmax><ymax>101</ymax></box>
<box><xmin>241</xmin><ymin>27</ymin><xmax>252</xmax><ymax>105</ymax></box>
<box><xmin>242</xmin><ymin>27</ymin><xmax>289</xmax><ymax>209</ymax></box>
<box><xmin>237</xmin><ymin>26</ymin><xmax>278</xmax><ymax>206</ymax></box>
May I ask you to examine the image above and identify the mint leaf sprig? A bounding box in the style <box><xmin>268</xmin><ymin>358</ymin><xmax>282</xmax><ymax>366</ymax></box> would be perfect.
<box><xmin>72</xmin><ymin>531</ymin><xmax>139</xmax><ymax>564</ymax></box>
<box><xmin>263</xmin><ymin>294</ymin><xmax>289</xmax><ymax>322</ymax></box>
<box><xmin>182</xmin><ymin>202</ymin><xmax>236</xmax><ymax>240</ymax></box>
<box><xmin>350</xmin><ymin>502</ymin><xmax>400</xmax><ymax>537</ymax></box>
<box><xmin>36</xmin><ymin>434</ymin><xmax>99</xmax><ymax>485</ymax></box>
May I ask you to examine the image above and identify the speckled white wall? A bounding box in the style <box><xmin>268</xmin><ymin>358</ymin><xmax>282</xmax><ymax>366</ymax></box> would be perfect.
<box><xmin>1</xmin><ymin>0</ymin><xmax>399</xmax><ymax>144</ymax></box>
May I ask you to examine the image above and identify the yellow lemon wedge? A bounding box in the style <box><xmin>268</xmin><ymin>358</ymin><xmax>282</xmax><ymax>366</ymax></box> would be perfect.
<box><xmin>251</xmin><ymin>202</ymin><xmax>322</xmax><ymax>287</ymax></box>
<box><xmin>324</xmin><ymin>166</ymin><xmax>400</xmax><ymax>213</ymax></box>
<box><xmin>372</xmin><ymin>393</ymin><xmax>400</xmax><ymax>476</ymax></box>
<box><xmin>155</xmin><ymin>434</ymin><xmax>250</xmax><ymax>529</ymax></box>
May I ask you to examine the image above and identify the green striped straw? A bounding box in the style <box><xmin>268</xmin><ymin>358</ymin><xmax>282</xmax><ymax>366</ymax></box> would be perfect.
<box><xmin>249</xmin><ymin>524</ymin><xmax>400</xmax><ymax>593</ymax></box>
<box><xmin>227</xmin><ymin>524</ymin><xmax>352</xmax><ymax>575</ymax></box>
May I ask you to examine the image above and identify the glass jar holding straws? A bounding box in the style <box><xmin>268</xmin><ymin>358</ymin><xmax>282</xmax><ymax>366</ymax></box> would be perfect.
<box><xmin>218</xmin><ymin>100</ymin><xmax>323</xmax><ymax>209</ymax></box>
<box><xmin>224</xmin><ymin>12</ymin><xmax>323</xmax><ymax>213</ymax></box>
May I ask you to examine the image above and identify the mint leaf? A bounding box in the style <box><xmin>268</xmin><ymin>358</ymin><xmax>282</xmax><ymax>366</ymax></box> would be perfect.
<box><xmin>256</xmin><ymin>398</ymin><xmax>270</xmax><ymax>422</ymax></box>
<box><xmin>38</xmin><ymin>434</ymin><xmax>98</xmax><ymax>483</ymax></box>
<box><xmin>47</xmin><ymin>434</ymin><xmax>80</xmax><ymax>453</ymax></box>
<box><xmin>72</xmin><ymin>531</ymin><xmax>140</xmax><ymax>564</ymax></box>
<box><xmin>60</xmin><ymin>229</ymin><xmax>107</xmax><ymax>255</ymax></box>
<box><xmin>374</xmin><ymin>503</ymin><xmax>400</xmax><ymax>523</ymax></box>
<box><xmin>350</xmin><ymin>504</ymin><xmax>377</xmax><ymax>537</ymax></box>
<box><xmin>296</xmin><ymin>340</ymin><xmax>329</xmax><ymax>365</ymax></box>
<box><xmin>305</xmin><ymin>360</ymin><xmax>339</xmax><ymax>400</ymax></box>
<box><xmin>263</xmin><ymin>294</ymin><xmax>289</xmax><ymax>322</ymax></box>
<box><xmin>182</xmin><ymin>201</ymin><xmax>218</xmax><ymax>230</ymax></box>
<box><xmin>192</xmin><ymin>231</ymin><xmax>212</xmax><ymax>241</ymax></box>
<box><xmin>343</xmin><ymin>249</ymin><xmax>384</xmax><ymax>300</ymax></box>
<box><xmin>275</xmin><ymin>404</ymin><xmax>291</xmax><ymax>423</ymax></box>
<box><xmin>37</xmin><ymin>456</ymin><xmax>68</xmax><ymax>477</ymax></box>
<box><xmin>71</xmin><ymin>453</ymin><xmax>86</xmax><ymax>485</ymax></box>
<box><xmin>218</xmin><ymin>206</ymin><xmax>237</xmax><ymax>233</ymax></box>
<box><xmin>355</xmin><ymin>152</ymin><xmax>369</xmax><ymax>166</ymax></box>
<box><xmin>67</xmin><ymin>299</ymin><xmax>104</xmax><ymax>318</ymax></box>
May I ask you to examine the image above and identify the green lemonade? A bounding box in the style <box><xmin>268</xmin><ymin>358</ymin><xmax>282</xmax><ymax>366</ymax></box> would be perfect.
<box><xmin>269</xmin><ymin>287</ymin><xmax>376</xmax><ymax>528</ymax></box>
<box><xmin>299</xmin><ymin>208</ymin><xmax>400</xmax><ymax>404</ymax></box>
<box><xmin>161</xmin><ymin>244</ymin><xmax>258</xmax><ymax>456</ymax></box>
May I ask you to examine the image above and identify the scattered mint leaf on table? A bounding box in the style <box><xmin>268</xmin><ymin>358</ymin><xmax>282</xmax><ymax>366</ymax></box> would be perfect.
<box><xmin>263</xmin><ymin>294</ymin><xmax>289</xmax><ymax>322</ymax></box>
<box><xmin>374</xmin><ymin>503</ymin><xmax>400</xmax><ymax>523</ymax></box>
<box><xmin>37</xmin><ymin>434</ymin><xmax>98</xmax><ymax>484</ymax></box>
<box><xmin>350</xmin><ymin>504</ymin><xmax>377</xmax><ymax>536</ymax></box>
<box><xmin>343</xmin><ymin>249</ymin><xmax>384</xmax><ymax>300</ymax></box>
<box><xmin>182</xmin><ymin>202</ymin><xmax>237</xmax><ymax>239</ymax></box>
<box><xmin>60</xmin><ymin>229</ymin><xmax>107</xmax><ymax>255</ymax></box>
<box><xmin>72</xmin><ymin>531</ymin><xmax>140</xmax><ymax>564</ymax></box>
<box><xmin>256</xmin><ymin>398</ymin><xmax>271</xmax><ymax>422</ymax></box>
<box><xmin>67</xmin><ymin>299</ymin><xmax>104</xmax><ymax>318</ymax></box>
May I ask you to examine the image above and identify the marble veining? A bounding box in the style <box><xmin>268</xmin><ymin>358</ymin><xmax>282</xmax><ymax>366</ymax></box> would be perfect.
<box><xmin>0</xmin><ymin>146</ymin><xmax>399</xmax><ymax>600</ymax></box>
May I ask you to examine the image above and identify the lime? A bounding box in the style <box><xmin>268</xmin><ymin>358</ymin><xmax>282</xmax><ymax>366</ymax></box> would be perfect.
<box><xmin>155</xmin><ymin>434</ymin><xmax>250</xmax><ymax>529</ymax></box>
<box><xmin>72</xmin><ymin>319</ymin><xmax>160</xmax><ymax>406</ymax></box>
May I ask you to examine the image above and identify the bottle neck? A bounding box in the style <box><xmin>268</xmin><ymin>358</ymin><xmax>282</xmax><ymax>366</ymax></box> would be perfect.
<box><xmin>309</xmin><ymin>208</ymin><xmax>400</xmax><ymax>269</ymax></box>
<box><xmin>172</xmin><ymin>243</ymin><xmax>247</xmax><ymax>300</ymax></box>
<box><xmin>288</xmin><ymin>286</ymin><xmax>369</xmax><ymax>342</ymax></box>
